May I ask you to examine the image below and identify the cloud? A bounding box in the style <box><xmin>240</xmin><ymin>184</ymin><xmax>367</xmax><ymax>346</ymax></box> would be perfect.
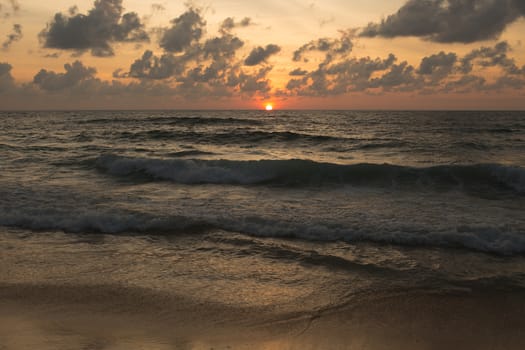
<box><xmin>360</xmin><ymin>0</ymin><xmax>525</xmax><ymax>43</ymax></box>
<box><xmin>120</xmin><ymin>32</ymin><xmax>244</xmax><ymax>82</ymax></box>
<box><xmin>368</xmin><ymin>61</ymin><xmax>420</xmax><ymax>91</ymax></box>
<box><xmin>292</xmin><ymin>30</ymin><xmax>354</xmax><ymax>62</ymax></box>
<box><xmin>2</xmin><ymin>23</ymin><xmax>22</xmax><ymax>50</ymax></box>
<box><xmin>284</xmin><ymin>39</ymin><xmax>525</xmax><ymax>96</ymax></box>
<box><xmin>39</xmin><ymin>0</ymin><xmax>149</xmax><ymax>57</ymax></box>
<box><xmin>33</xmin><ymin>61</ymin><xmax>97</xmax><ymax>91</ymax></box>
<box><xmin>202</xmin><ymin>34</ymin><xmax>244</xmax><ymax>60</ymax></box>
<box><xmin>0</xmin><ymin>62</ymin><xmax>15</xmax><ymax>92</ymax></box>
<box><xmin>29</xmin><ymin>60</ymin><xmax>177</xmax><ymax>99</ymax></box>
<box><xmin>159</xmin><ymin>7</ymin><xmax>205</xmax><ymax>52</ymax></box>
<box><xmin>285</xmin><ymin>53</ymin><xmax>403</xmax><ymax>96</ymax></box>
<box><xmin>418</xmin><ymin>51</ymin><xmax>457</xmax><ymax>82</ymax></box>
<box><xmin>244</xmin><ymin>44</ymin><xmax>281</xmax><ymax>66</ymax></box>
<box><xmin>442</xmin><ymin>75</ymin><xmax>486</xmax><ymax>93</ymax></box>
<box><xmin>120</xmin><ymin>50</ymin><xmax>184</xmax><ymax>80</ymax></box>
<box><xmin>219</xmin><ymin>17</ymin><xmax>252</xmax><ymax>33</ymax></box>
<box><xmin>460</xmin><ymin>41</ymin><xmax>522</xmax><ymax>74</ymax></box>
<box><xmin>113</xmin><ymin>7</ymin><xmax>276</xmax><ymax>99</ymax></box>
<box><xmin>289</xmin><ymin>68</ymin><xmax>308</xmax><ymax>76</ymax></box>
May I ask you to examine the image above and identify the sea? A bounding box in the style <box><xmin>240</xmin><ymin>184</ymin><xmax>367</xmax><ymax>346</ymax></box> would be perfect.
<box><xmin>1</xmin><ymin>110</ymin><xmax>525</xmax><ymax>348</ymax></box>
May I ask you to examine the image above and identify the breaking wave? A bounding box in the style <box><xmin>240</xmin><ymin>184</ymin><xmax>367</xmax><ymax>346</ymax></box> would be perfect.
<box><xmin>95</xmin><ymin>154</ymin><xmax>525</xmax><ymax>193</ymax></box>
<box><xmin>1</xmin><ymin>209</ymin><xmax>524</xmax><ymax>255</ymax></box>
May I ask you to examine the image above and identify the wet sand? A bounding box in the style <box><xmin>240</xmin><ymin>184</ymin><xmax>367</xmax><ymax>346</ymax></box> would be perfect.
<box><xmin>1</xmin><ymin>283</ymin><xmax>524</xmax><ymax>350</ymax></box>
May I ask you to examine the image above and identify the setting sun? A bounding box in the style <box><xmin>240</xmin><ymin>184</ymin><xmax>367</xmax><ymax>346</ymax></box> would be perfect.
<box><xmin>265</xmin><ymin>103</ymin><xmax>273</xmax><ymax>111</ymax></box>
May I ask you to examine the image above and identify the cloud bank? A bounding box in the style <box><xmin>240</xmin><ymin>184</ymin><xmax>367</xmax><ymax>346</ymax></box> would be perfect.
<box><xmin>283</xmin><ymin>34</ymin><xmax>525</xmax><ymax>96</ymax></box>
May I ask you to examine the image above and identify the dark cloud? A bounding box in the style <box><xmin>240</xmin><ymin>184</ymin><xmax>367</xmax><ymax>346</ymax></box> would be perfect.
<box><xmin>244</xmin><ymin>44</ymin><xmax>281</xmax><ymax>66</ymax></box>
<box><xmin>369</xmin><ymin>61</ymin><xmax>420</xmax><ymax>91</ymax></box>
<box><xmin>284</xmin><ymin>39</ymin><xmax>525</xmax><ymax>96</ymax></box>
<box><xmin>487</xmin><ymin>75</ymin><xmax>525</xmax><ymax>91</ymax></box>
<box><xmin>361</xmin><ymin>0</ymin><xmax>525</xmax><ymax>43</ymax></box>
<box><xmin>159</xmin><ymin>8</ymin><xmax>205</xmax><ymax>52</ymax></box>
<box><xmin>114</xmin><ymin>8</ymin><xmax>275</xmax><ymax>99</ymax></box>
<box><xmin>418</xmin><ymin>51</ymin><xmax>457</xmax><ymax>82</ymax></box>
<box><xmin>460</xmin><ymin>41</ymin><xmax>522</xmax><ymax>74</ymax></box>
<box><xmin>289</xmin><ymin>68</ymin><xmax>308</xmax><ymax>76</ymax></box>
<box><xmin>285</xmin><ymin>53</ymin><xmax>404</xmax><ymax>96</ymax></box>
<box><xmin>292</xmin><ymin>31</ymin><xmax>354</xmax><ymax>62</ymax></box>
<box><xmin>203</xmin><ymin>34</ymin><xmax>244</xmax><ymax>60</ymax></box>
<box><xmin>33</xmin><ymin>61</ymin><xmax>97</xmax><ymax>91</ymax></box>
<box><xmin>40</xmin><ymin>0</ymin><xmax>149</xmax><ymax>57</ymax></box>
<box><xmin>119</xmin><ymin>31</ymin><xmax>244</xmax><ymax>82</ymax></box>
<box><xmin>30</xmin><ymin>60</ymin><xmax>177</xmax><ymax>99</ymax></box>
<box><xmin>0</xmin><ymin>62</ymin><xmax>15</xmax><ymax>92</ymax></box>
<box><xmin>2</xmin><ymin>23</ymin><xmax>22</xmax><ymax>50</ymax></box>
<box><xmin>442</xmin><ymin>75</ymin><xmax>486</xmax><ymax>93</ymax></box>
<box><xmin>219</xmin><ymin>17</ymin><xmax>252</xmax><ymax>33</ymax></box>
<box><xmin>122</xmin><ymin>50</ymin><xmax>184</xmax><ymax>80</ymax></box>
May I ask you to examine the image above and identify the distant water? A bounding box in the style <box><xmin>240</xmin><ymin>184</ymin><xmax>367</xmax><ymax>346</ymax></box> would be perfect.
<box><xmin>1</xmin><ymin>110</ymin><xmax>525</xmax><ymax>313</ymax></box>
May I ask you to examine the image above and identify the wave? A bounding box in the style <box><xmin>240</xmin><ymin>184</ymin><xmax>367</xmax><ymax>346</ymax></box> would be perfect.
<box><xmin>79</xmin><ymin>115</ymin><xmax>262</xmax><ymax>126</ymax></box>
<box><xmin>1</xmin><ymin>209</ymin><xmax>524</xmax><ymax>255</ymax></box>
<box><xmin>95</xmin><ymin>155</ymin><xmax>525</xmax><ymax>193</ymax></box>
<box><xmin>167</xmin><ymin>150</ymin><xmax>217</xmax><ymax>158</ymax></box>
<box><xmin>117</xmin><ymin>129</ymin><xmax>344</xmax><ymax>144</ymax></box>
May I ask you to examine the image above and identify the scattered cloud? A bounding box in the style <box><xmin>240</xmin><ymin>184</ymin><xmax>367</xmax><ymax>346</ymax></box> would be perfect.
<box><xmin>2</xmin><ymin>23</ymin><xmax>22</xmax><ymax>50</ymax></box>
<box><xmin>111</xmin><ymin>7</ymin><xmax>277</xmax><ymax>99</ymax></box>
<box><xmin>39</xmin><ymin>0</ymin><xmax>149</xmax><ymax>57</ymax></box>
<box><xmin>292</xmin><ymin>30</ymin><xmax>354</xmax><ymax>62</ymax></box>
<box><xmin>2</xmin><ymin>3</ymin><xmax>525</xmax><ymax>106</ymax></box>
<box><xmin>361</xmin><ymin>0</ymin><xmax>525</xmax><ymax>43</ymax></box>
<box><xmin>219</xmin><ymin>17</ymin><xmax>253</xmax><ymax>34</ymax></box>
<box><xmin>244</xmin><ymin>44</ymin><xmax>281</xmax><ymax>66</ymax></box>
<box><xmin>284</xmin><ymin>39</ymin><xmax>525</xmax><ymax>96</ymax></box>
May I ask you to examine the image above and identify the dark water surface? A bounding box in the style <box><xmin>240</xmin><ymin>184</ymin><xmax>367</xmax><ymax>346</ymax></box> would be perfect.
<box><xmin>1</xmin><ymin>110</ymin><xmax>525</xmax><ymax>348</ymax></box>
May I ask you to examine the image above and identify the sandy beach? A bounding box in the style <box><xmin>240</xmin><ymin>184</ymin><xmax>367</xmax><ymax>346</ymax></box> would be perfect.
<box><xmin>2</xmin><ymin>282</ymin><xmax>525</xmax><ymax>350</ymax></box>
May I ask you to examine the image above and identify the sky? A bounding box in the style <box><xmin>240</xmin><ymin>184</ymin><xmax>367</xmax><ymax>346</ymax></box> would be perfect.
<box><xmin>1</xmin><ymin>0</ymin><xmax>525</xmax><ymax>110</ymax></box>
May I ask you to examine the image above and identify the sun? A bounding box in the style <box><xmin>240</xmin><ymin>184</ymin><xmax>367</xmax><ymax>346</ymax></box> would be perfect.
<box><xmin>265</xmin><ymin>103</ymin><xmax>273</xmax><ymax>111</ymax></box>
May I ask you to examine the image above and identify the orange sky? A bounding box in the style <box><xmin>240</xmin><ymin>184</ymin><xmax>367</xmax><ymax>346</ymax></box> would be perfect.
<box><xmin>1</xmin><ymin>0</ymin><xmax>524</xmax><ymax>109</ymax></box>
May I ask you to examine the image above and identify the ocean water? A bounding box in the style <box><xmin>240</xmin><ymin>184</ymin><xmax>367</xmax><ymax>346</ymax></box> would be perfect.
<box><xmin>1</xmin><ymin>110</ymin><xmax>525</xmax><ymax>347</ymax></box>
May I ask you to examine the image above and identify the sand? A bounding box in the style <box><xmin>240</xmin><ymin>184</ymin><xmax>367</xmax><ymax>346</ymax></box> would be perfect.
<box><xmin>1</xmin><ymin>282</ymin><xmax>524</xmax><ymax>350</ymax></box>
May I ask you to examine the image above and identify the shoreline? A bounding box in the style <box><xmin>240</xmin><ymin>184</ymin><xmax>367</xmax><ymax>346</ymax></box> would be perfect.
<box><xmin>2</xmin><ymin>282</ymin><xmax>525</xmax><ymax>350</ymax></box>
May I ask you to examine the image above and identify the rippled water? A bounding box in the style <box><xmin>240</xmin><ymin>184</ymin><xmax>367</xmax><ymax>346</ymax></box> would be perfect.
<box><xmin>1</xmin><ymin>110</ymin><xmax>525</xmax><ymax>317</ymax></box>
